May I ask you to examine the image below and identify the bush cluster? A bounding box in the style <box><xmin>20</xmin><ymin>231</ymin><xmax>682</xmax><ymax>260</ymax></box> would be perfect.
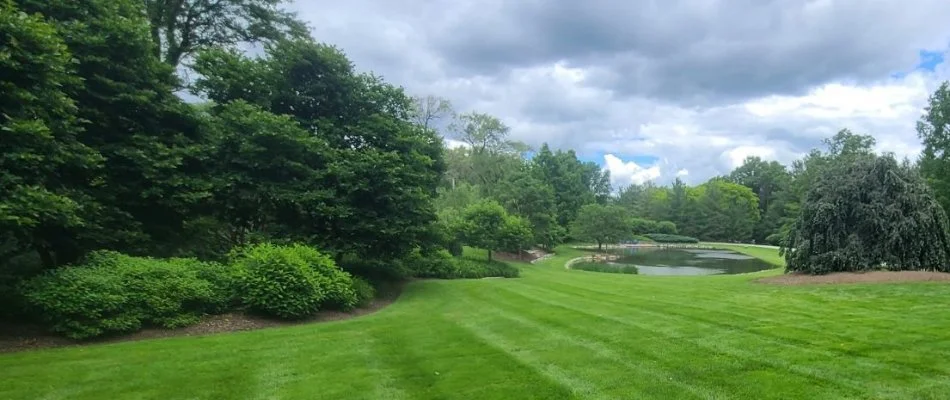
<box><xmin>21</xmin><ymin>251</ymin><xmax>238</xmax><ymax>339</ymax></box>
<box><xmin>19</xmin><ymin>243</ymin><xmax>377</xmax><ymax>339</ymax></box>
<box><xmin>644</xmin><ymin>233</ymin><xmax>700</xmax><ymax>243</ymax></box>
<box><xmin>406</xmin><ymin>248</ymin><xmax>520</xmax><ymax>279</ymax></box>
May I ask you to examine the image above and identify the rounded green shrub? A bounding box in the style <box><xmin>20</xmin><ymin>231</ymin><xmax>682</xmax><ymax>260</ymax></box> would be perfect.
<box><xmin>20</xmin><ymin>251</ymin><xmax>226</xmax><ymax>339</ymax></box>
<box><xmin>233</xmin><ymin>243</ymin><xmax>329</xmax><ymax>319</ymax></box>
<box><xmin>296</xmin><ymin>246</ymin><xmax>358</xmax><ymax>311</ymax></box>
<box><xmin>407</xmin><ymin>248</ymin><xmax>459</xmax><ymax>278</ymax></box>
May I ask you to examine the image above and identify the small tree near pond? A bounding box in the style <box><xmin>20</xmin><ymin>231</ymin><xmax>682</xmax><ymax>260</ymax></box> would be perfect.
<box><xmin>570</xmin><ymin>204</ymin><xmax>632</xmax><ymax>251</ymax></box>
<box><xmin>784</xmin><ymin>155</ymin><xmax>950</xmax><ymax>274</ymax></box>
<box><xmin>459</xmin><ymin>200</ymin><xmax>533</xmax><ymax>261</ymax></box>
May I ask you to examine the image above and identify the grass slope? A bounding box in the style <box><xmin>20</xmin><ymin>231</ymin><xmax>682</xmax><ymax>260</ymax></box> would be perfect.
<box><xmin>705</xmin><ymin>243</ymin><xmax>786</xmax><ymax>267</ymax></box>
<box><xmin>4</xmin><ymin>247</ymin><xmax>950</xmax><ymax>399</ymax></box>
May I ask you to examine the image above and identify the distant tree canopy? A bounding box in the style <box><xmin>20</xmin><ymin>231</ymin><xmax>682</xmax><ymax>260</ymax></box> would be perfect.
<box><xmin>784</xmin><ymin>155</ymin><xmax>950</xmax><ymax>274</ymax></box>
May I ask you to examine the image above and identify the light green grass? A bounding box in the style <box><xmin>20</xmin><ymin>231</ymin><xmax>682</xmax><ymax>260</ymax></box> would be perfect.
<box><xmin>705</xmin><ymin>243</ymin><xmax>786</xmax><ymax>267</ymax></box>
<box><xmin>4</xmin><ymin>246</ymin><xmax>950</xmax><ymax>399</ymax></box>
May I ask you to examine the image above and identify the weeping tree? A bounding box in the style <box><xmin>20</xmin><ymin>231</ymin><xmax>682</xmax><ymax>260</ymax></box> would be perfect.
<box><xmin>783</xmin><ymin>155</ymin><xmax>950</xmax><ymax>274</ymax></box>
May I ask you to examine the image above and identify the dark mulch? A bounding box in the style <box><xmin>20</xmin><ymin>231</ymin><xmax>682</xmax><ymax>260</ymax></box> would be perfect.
<box><xmin>0</xmin><ymin>281</ymin><xmax>404</xmax><ymax>354</ymax></box>
<box><xmin>756</xmin><ymin>271</ymin><xmax>950</xmax><ymax>285</ymax></box>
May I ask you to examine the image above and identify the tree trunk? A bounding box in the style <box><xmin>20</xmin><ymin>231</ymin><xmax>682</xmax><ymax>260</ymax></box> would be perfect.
<box><xmin>488</xmin><ymin>250</ymin><xmax>493</xmax><ymax>262</ymax></box>
<box><xmin>598</xmin><ymin>241</ymin><xmax>603</xmax><ymax>251</ymax></box>
<box><xmin>35</xmin><ymin>244</ymin><xmax>55</xmax><ymax>269</ymax></box>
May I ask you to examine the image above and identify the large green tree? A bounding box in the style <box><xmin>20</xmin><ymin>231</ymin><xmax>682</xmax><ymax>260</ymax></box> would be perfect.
<box><xmin>193</xmin><ymin>39</ymin><xmax>445</xmax><ymax>260</ymax></box>
<box><xmin>0</xmin><ymin>1</ymin><xmax>102</xmax><ymax>269</ymax></box>
<box><xmin>784</xmin><ymin>155</ymin><xmax>950</xmax><ymax>274</ymax></box>
<box><xmin>495</xmin><ymin>169</ymin><xmax>564</xmax><ymax>250</ymax></box>
<box><xmin>532</xmin><ymin>144</ymin><xmax>611</xmax><ymax>229</ymax></box>
<box><xmin>917</xmin><ymin>81</ymin><xmax>950</xmax><ymax>215</ymax></box>
<box><xmin>728</xmin><ymin>156</ymin><xmax>791</xmax><ymax>242</ymax></box>
<box><xmin>143</xmin><ymin>0</ymin><xmax>307</xmax><ymax>67</ymax></box>
<box><xmin>14</xmin><ymin>0</ymin><xmax>207</xmax><ymax>265</ymax></box>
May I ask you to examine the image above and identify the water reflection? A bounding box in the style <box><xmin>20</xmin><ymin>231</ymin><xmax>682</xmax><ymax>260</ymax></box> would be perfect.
<box><xmin>607</xmin><ymin>247</ymin><xmax>773</xmax><ymax>276</ymax></box>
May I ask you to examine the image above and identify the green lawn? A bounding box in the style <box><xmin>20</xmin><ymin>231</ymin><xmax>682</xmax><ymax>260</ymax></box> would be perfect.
<box><xmin>705</xmin><ymin>243</ymin><xmax>786</xmax><ymax>267</ymax></box>
<box><xmin>4</xmin><ymin>247</ymin><xmax>950</xmax><ymax>399</ymax></box>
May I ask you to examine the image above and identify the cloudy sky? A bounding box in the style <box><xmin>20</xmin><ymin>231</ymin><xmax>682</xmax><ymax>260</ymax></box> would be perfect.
<box><xmin>289</xmin><ymin>0</ymin><xmax>950</xmax><ymax>188</ymax></box>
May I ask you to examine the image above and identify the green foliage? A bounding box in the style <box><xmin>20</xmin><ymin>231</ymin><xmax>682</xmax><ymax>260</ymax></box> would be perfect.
<box><xmin>728</xmin><ymin>156</ymin><xmax>791</xmax><ymax>242</ymax></box>
<box><xmin>453</xmin><ymin>258</ymin><xmax>520</xmax><ymax>279</ymax></box>
<box><xmin>656</xmin><ymin>221</ymin><xmax>678</xmax><ymax>235</ymax></box>
<box><xmin>532</xmin><ymin>144</ymin><xmax>611</xmax><ymax>228</ymax></box>
<box><xmin>194</xmin><ymin>39</ymin><xmax>445</xmax><ymax>263</ymax></box>
<box><xmin>572</xmin><ymin>262</ymin><xmax>639</xmax><ymax>274</ymax></box>
<box><xmin>144</xmin><ymin>0</ymin><xmax>308</xmax><ymax>67</ymax></box>
<box><xmin>644</xmin><ymin>234</ymin><xmax>700</xmax><ymax>243</ymax></box>
<box><xmin>785</xmin><ymin>155</ymin><xmax>950</xmax><ymax>274</ymax></box>
<box><xmin>405</xmin><ymin>248</ymin><xmax>457</xmax><ymax>278</ymax></box>
<box><xmin>351</xmin><ymin>277</ymin><xmax>375</xmax><ymax>308</ymax></box>
<box><xmin>232</xmin><ymin>243</ymin><xmax>329</xmax><ymax>319</ymax></box>
<box><xmin>406</xmin><ymin>248</ymin><xmax>519</xmax><ymax>279</ymax></box>
<box><xmin>458</xmin><ymin>200</ymin><xmax>531</xmax><ymax>260</ymax></box>
<box><xmin>570</xmin><ymin>204</ymin><xmax>631</xmax><ymax>249</ymax></box>
<box><xmin>20</xmin><ymin>251</ymin><xmax>233</xmax><ymax>339</ymax></box>
<box><xmin>0</xmin><ymin>1</ymin><xmax>102</xmax><ymax>269</ymax></box>
<box><xmin>918</xmin><ymin>81</ymin><xmax>950</xmax><ymax>216</ymax></box>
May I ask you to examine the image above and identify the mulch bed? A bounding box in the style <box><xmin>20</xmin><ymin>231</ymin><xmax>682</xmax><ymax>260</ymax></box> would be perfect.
<box><xmin>0</xmin><ymin>282</ymin><xmax>404</xmax><ymax>354</ymax></box>
<box><xmin>756</xmin><ymin>271</ymin><xmax>950</xmax><ymax>285</ymax></box>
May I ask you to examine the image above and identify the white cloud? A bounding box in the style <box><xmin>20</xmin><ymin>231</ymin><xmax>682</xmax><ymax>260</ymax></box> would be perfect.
<box><xmin>287</xmin><ymin>0</ymin><xmax>950</xmax><ymax>184</ymax></box>
<box><xmin>603</xmin><ymin>154</ymin><xmax>662</xmax><ymax>187</ymax></box>
<box><xmin>722</xmin><ymin>146</ymin><xmax>779</xmax><ymax>169</ymax></box>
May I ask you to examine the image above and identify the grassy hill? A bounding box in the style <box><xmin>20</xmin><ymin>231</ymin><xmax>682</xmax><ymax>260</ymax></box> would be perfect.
<box><xmin>3</xmin><ymin>246</ymin><xmax>950</xmax><ymax>399</ymax></box>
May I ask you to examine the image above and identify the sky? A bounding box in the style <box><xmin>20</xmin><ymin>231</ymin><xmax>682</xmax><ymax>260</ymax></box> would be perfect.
<box><xmin>287</xmin><ymin>0</ymin><xmax>950</xmax><ymax>188</ymax></box>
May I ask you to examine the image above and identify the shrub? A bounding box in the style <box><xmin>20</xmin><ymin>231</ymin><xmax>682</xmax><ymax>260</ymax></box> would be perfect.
<box><xmin>232</xmin><ymin>243</ymin><xmax>329</xmax><ymax>319</ymax></box>
<box><xmin>338</xmin><ymin>254</ymin><xmax>411</xmax><ymax>282</ymax></box>
<box><xmin>572</xmin><ymin>262</ymin><xmax>639</xmax><ymax>274</ymax></box>
<box><xmin>405</xmin><ymin>247</ymin><xmax>520</xmax><ymax>279</ymax></box>
<box><xmin>656</xmin><ymin>221</ymin><xmax>678</xmax><ymax>235</ymax></box>
<box><xmin>20</xmin><ymin>251</ymin><xmax>230</xmax><ymax>339</ymax></box>
<box><xmin>351</xmin><ymin>277</ymin><xmax>375</xmax><ymax>308</ymax></box>
<box><xmin>644</xmin><ymin>233</ymin><xmax>699</xmax><ymax>243</ymax></box>
<box><xmin>298</xmin><ymin>247</ymin><xmax>359</xmax><ymax>311</ymax></box>
<box><xmin>406</xmin><ymin>249</ymin><xmax>459</xmax><ymax>278</ymax></box>
<box><xmin>233</xmin><ymin>243</ymin><xmax>364</xmax><ymax>317</ymax></box>
<box><xmin>454</xmin><ymin>258</ymin><xmax>520</xmax><ymax>278</ymax></box>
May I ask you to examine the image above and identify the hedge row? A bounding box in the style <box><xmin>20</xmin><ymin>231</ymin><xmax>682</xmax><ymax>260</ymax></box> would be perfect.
<box><xmin>407</xmin><ymin>249</ymin><xmax>520</xmax><ymax>279</ymax></box>
<box><xmin>20</xmin><ymin>244</ymin><xmax>374</xmax><ymax>339</ymax></box>
<box><xmin>644</xmin><ymin>233</ymin><xmax>700</xmax><ymax>243</ymax></box>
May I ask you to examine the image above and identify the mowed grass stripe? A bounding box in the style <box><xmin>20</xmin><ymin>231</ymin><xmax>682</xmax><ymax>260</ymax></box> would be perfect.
<box><xmin>525</xmin><ymin>271</ymin><xmax>950</xmax><ymax>377</ymax></box>
<box><xmin>508</xmin><ymin>272</ymin><xmax>950</xmax><ymax>392</ymax></box>
<box><xmin>454</xmin><ymin>285</ymin><xmax>734</xmax><ymax>400</ymax></box>
<box><xmin>526</xmin><ymin>257</ymin><xmax>950</xmax><ymax>357</ymax></box>
<box><xmin>483</xmin><ymin>280</ymin><xmax>870</xmax><ymax>399</ymax></box>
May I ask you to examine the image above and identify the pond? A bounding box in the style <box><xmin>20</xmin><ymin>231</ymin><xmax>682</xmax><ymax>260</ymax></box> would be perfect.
<box><xmin>607</xmin><ymin>247</ymin><xmax>774</xmax><ymax>276</ymax></box>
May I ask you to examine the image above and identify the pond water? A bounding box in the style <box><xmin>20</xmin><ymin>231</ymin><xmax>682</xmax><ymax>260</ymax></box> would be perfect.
<box><xmin>608</xmin><ymin>248</ymin><xmax>774</xmax><ymax>276</ymax></box>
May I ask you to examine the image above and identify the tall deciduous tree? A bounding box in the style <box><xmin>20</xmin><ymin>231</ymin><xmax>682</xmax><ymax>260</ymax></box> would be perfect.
<box><xmin>143</xmin><ymin>0</ymin><xmax>307</xmax><ymax>67</ymax></box>
<box><xmin>0</xmin><ymin>1</ymin><xmax>102</xmax><ymax>268</ymax></box>
<box><xmin>728</xmin><ymin>156</ymin><xmax>790</xmax><ymax>242</ymax></box>
<box><xmin>411</xmin><ymin>95</ymin><xmax>454</xmax><ymax>131</ymax></box>
<box><xmin>450</xmin><ymin>112</ymin><xmax>510</xmax><ymax>154</ymax></box>
<box><xmin>917</xmin><ymin>81</ymin><xmax>950</xmax><ymax>215</ymax></box>
<box><xmin>16</xmin><ymin>0</ymin><xmax>207</xmax><ymax>264</ymax></box>
<box><xmin>570</xmin><ymin>204</ymin><xmax>631</xmax><ymax>250</ymax></box>
<box><xmin>784</xmin><ymin>155</ymin><xmax>950</xmax><ymax>274</ymax></box>
<box><xmin>193</xmin><ymin>39</ymin><xmax>444</xmax><ymax>260</ymax></box>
